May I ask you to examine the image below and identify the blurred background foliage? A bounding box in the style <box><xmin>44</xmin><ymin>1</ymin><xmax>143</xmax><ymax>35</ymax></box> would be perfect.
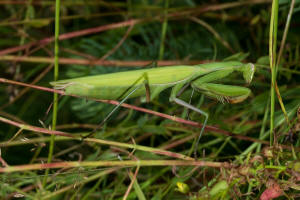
<box><xmin>0</xmin><ymin>0</ymin><xmax>300</xmax><ymax>199</ymax></box>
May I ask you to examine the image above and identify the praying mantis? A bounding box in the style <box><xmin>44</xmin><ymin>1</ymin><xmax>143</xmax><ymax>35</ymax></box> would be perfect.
<box><xmin>51</xmin><ymin>61</ymin><xmax>255</xmax><ymax>157</ymax></box>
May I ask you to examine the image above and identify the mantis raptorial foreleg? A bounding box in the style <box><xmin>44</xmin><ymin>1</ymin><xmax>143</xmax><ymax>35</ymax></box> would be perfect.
<box><xmin>169</xmin><ymin>68</ymin><xmax>252</xmax><ymax>158</ymax></box>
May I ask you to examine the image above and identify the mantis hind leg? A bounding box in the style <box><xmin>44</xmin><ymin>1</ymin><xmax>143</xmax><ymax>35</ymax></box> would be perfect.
<box><xmin>83</xmin><ymin>73</ymin><xmax>151</xmax><ymax>138</ymax></box>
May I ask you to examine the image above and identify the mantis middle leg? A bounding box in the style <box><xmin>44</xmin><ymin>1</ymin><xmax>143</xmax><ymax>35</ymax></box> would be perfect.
<box><xmin>172</xmin><ymin>96</ymin><xmax>209</xmax><ymax>159</ymax></box>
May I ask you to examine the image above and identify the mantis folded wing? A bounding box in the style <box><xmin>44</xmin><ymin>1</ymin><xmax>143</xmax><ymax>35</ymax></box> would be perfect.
<box><xmin>51</xmin><ymin>61</ymin><xmax>255</xmax><ymax>158</ymax></box>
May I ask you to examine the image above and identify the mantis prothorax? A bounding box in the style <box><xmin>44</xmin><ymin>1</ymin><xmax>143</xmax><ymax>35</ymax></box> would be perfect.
<box><xmin>51</xmin><ymin>61</ymin><xmax>255</xmax><ymax>158</ymax></box>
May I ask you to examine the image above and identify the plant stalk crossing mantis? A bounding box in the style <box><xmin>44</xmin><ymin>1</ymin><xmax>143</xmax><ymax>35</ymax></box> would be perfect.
<box><xmin>51</xmin><ymin>61</ymin><xmax>255</xmax><ymax>158</ymax></box>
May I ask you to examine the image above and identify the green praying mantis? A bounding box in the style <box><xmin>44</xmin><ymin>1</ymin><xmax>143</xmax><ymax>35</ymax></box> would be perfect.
<box><xmin>50</xmin><ymin>61</ymin><xmax>255</xmax><ymax>158</ymax></box>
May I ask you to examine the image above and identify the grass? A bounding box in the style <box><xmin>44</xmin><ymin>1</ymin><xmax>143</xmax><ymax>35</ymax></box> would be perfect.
<box><xmin>0</xmin><ymin>0</ymin><xmax>300</xmax><ymax>199</ymax></box>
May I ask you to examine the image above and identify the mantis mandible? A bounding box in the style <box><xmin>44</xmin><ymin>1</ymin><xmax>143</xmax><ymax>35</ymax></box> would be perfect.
<box><xmin>51</xmin><ymin>61</ymin><xmax>255</xmax><ymax>158</ymax></box>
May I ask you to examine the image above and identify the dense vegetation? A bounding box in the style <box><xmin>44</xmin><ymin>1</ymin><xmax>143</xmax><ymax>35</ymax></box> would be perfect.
<box><xmin>0</xmin><ymin>0</ymin><xmax>299</xmax><ymax>199</ymax></box>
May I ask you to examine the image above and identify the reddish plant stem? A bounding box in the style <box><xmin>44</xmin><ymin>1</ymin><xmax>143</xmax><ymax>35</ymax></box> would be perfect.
<box><xmin>0</xmin><ymin>19</ymin><xmax>140</xmax><ymax>56</ymax></box>
<box><xmin>0</xmin><ymin>116</ymin><xmax>74</xmax><ymax>138</ymax></box>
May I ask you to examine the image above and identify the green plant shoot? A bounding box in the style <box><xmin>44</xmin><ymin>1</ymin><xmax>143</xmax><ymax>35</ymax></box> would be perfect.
<box><xmin>50</xmin><ymin>61</ymin><xmax>255</xmax><ymax>158</ymax></box>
